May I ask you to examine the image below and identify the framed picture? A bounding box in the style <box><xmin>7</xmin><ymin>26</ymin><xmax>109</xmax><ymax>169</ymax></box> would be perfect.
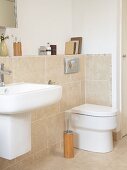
<box><xmin>71</xmin><ymin>37</ymin><xmax>82</xmax><ymax>54</ymax></box>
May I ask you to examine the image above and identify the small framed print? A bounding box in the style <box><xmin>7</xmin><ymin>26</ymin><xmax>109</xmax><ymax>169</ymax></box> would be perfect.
<box><xmin>71</xmin><ymin>37</ymin><xmax>82</xmax><ymax>54</ymax></box>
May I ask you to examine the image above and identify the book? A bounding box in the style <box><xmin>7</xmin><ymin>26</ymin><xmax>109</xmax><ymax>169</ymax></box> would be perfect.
<box><xmin>65</xmin><ymin>41</ymin><xmax>76</xmax><ymax>55</ymax></box>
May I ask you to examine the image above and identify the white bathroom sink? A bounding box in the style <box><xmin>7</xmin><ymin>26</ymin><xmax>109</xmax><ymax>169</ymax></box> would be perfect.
<box><xmin>0</xmin><ymin>83</ymin><xmax>62</xmax><ymax>114</ymax></box>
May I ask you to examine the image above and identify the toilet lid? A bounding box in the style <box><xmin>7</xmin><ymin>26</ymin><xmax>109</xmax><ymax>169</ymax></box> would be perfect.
<box><xmin>71</xmin><ymin>104</ymin><xmax>117</xmax><ymax>117</ymax></box>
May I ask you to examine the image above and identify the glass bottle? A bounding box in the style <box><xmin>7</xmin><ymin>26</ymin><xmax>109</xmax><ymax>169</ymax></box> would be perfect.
<box><xmin>46</xmin><ymin>42</ymin><xmax>51</xmax><ymax>55</ymax></box>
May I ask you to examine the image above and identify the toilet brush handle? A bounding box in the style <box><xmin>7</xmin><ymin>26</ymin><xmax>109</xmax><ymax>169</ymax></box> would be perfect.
<box><xmin>65</xmin><ymin>111</ymin><xmax>69</xmax><ymax>131</ymax></box>
<box><xmin>65</xmin><ymin>110</ymin><xmax>71</xmax><ymax>132</ymax></box>
<box><xmin>68</xmin><ymin>112</ymin><xmax>71</xmax><ymax>131</ymax></box>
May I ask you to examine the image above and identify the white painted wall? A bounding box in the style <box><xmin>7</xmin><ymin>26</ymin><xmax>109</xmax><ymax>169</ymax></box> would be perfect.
<box><xmin>72</xmin><ymin>0</ymin><xmax>119</xmax><ymax>54</ymax></box>
<box><xmin>72</xmin><ymin>0</ymin><xmax>120</xmax><ymax>110</ymax></box>
<box><xmin>6</xmin><ymin>0</ymin><xmax>72</xmax><ymax>55</ymax></box>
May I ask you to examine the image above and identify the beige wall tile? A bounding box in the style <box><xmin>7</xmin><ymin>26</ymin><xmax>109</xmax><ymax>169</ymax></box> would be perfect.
<box><xmin>85</xmin><ymin>54</ymin><xmax>112</xmax><ymax>106</ymax></box>
<box><xmin>85</xmin><ymin>55</ymin><xmax>95</xmax><ymax>81</ymax></box>
<box><xmin>70</xmin><ymin>56</ymin><xmax>85</xmax><ymax>81</ymax></box>
<box><xmin>93</xmin><ymin>55</ymin><xmax>111</xmax><ymax>81</ymax></box>
<box><xmin>12</xmin><ymin>57</ymin><xmax>45</xmax><ymax>83</ymax></box>
<box><xmin>81</xmin><ymin>80</ymin><xmax>85</xmax><ymax>104</ymax></box>
<box><xmin>36</xmin><ymin>103</ymin><xmax>60</xmax><ymax>120</ymax></box>
<box><xmin>85</xmin><ymin>80</ymin><xmax>111</xmax><ymax>106</ymax></box>
<box><xmin>45</xmin><ymin>56</ymin><xmax>71</xmax><ymax>84</ymax></box>
<box><xmin>60</xmin><ymin>82</ymin><xmax>82</xmax><ymax>112</ymax></box>
<box><xmin>85</xmin><ymin>54</ymin><xmax>111</xmax><ymax>81</ymax></box>
<box><xmin>47</xmin><ymin>114</ymin><xmax>64</xmax><ymax>147</ymax></box>
<box><xmin>31</xmin><ymin>119</ymin><xmax>48</xmax><ymax>153</ymax></box>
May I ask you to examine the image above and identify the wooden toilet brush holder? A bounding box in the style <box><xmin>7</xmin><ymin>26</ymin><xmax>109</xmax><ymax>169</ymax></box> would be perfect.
<box><xmin>64</xmin><ymin>130</ymin><xmax>74</xmax><ymax>158</ymax></box>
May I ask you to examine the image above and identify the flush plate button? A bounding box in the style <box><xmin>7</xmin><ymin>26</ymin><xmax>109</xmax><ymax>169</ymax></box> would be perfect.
<box><xmin>64</xmin><ymin>57</ymin><xmax>80</xmax><ymax>74</ymax></box>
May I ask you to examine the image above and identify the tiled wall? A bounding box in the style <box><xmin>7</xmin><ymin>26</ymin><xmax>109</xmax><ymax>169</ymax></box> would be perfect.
<box><xmin>0</xmin><ymin>54</ymin><xmax>111</xmax><ymax>170</ymax></box>
<box><xmin>85</xmin><ymin>54</ymin><xmax>112</xmax><ymax>106</ymax></box>
<box><xmin>0</xmin><ymin>55</ymin><xmax>85</xmax><ymax>170</ymax></box>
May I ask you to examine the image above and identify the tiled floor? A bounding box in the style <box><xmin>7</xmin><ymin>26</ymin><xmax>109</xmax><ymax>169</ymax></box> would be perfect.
<box><xmin>10</xmin><ymin>137</ymin><xmax>127</xmax><ymax>170</ymax></box>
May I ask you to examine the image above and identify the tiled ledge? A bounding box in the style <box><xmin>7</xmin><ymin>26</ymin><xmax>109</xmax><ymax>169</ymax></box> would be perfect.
<box><xmin>0</xmin><ymin>54</ymin><xmax>111</xmax><ymax>59</ymax></box>
<box><xmin>0</xmin><ymin>54</ymin><xmax>84</xmax><ymax>59</ymax></box>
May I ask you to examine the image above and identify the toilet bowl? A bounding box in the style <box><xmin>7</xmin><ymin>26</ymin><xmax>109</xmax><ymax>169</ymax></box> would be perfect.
<box><xmin>70</xmin><ymin>104</ymin><xmax>117</xmax><ymax>153</ymax></box>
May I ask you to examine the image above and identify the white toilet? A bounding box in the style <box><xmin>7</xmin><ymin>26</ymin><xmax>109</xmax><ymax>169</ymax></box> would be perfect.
<box><xmin>70</xmin><ymin>104</ymin><xmax>117</xmax><ymax>153</ymax></box>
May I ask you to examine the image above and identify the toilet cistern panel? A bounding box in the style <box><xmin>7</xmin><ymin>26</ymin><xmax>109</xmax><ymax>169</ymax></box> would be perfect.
<box><xmin>64</xmin><ymin>57</ymin><xmax>79</xmax><ymax>74</ymax></box>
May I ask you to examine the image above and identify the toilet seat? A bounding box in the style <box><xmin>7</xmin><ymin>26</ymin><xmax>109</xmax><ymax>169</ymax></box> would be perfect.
<box><xmin>71</xmin><ymin>104</ymin><xmax>117</xmax><ymax>117</ymax></box>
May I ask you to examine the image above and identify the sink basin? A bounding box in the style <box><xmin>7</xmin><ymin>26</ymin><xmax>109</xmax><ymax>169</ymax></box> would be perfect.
<box><xmin>0</xmin><ymin>83</ymin><xmax>62</xmax><ymax>114</ymax></box>
<box><xmin>0</xmin><ymin>83</ymin><xmax>62</xmax><ymax>160</ymax></box>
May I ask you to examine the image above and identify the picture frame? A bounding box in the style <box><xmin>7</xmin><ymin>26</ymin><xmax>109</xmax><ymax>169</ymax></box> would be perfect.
<box><xmin>71</xmin><ymin>37</ymin><xmax>82</xmax><ymax>54</ymax></box>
